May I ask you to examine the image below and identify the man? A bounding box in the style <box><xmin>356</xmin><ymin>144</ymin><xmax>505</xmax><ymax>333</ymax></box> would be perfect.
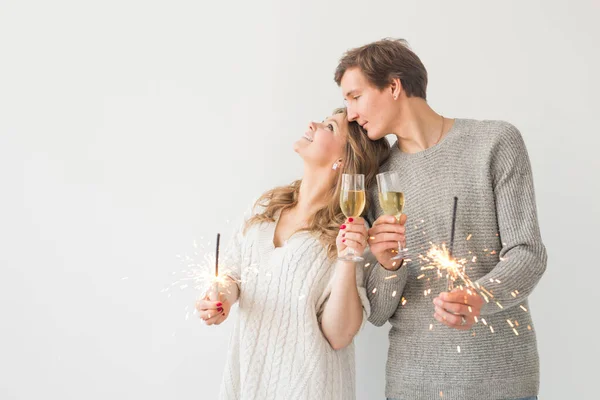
<box><xmin>335</xmin><ymin>38</ymin><xmax>546</xmax><ymax>400</ymax></box>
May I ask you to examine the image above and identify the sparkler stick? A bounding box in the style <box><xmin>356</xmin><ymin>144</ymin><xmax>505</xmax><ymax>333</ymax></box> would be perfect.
<box><xmin>215</xmin><ymin>233</ymin><xmax>220</xmax><ymax>278</ymax></box>
<box><xmin>211</xmin><ymin>233</ymin><xmax>221</xmax><ymax>301</ymax></box>
<box><xmin>447</xmin><ymin>197</ymin><xmax>458</xmax><ymax>291</ymax></box>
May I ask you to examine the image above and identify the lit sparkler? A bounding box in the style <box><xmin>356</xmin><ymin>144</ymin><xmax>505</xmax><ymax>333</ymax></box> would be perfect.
<box><xmin>166</xmin><ymin>234</ymin><xmax>238</xmax><ymax>300</ymax></box>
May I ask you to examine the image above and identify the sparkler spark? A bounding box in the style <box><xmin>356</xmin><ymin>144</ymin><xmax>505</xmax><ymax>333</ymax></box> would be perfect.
<box><xmin>411</xmin><ymin>204</ymin><xmax>531</xmax><ymax>338</ymax></box>
<box><xmin>167</xmin><ymin>251</ymin><xmax>236</xmax><ymax>297</ymax></box>
<box><xmin>419</xmin><ymin>243</ymin><xmax>469</xmax><ymax>291</ymax></box>
<box><xmin>166</xmin><ymin>232</ymin><xmax>248</xmax><ymax>307</ymax></box>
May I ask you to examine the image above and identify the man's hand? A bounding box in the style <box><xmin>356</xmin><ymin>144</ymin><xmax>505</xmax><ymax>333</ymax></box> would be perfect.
<box><xmin>433</xmin><ymin>288</ymin><xmax>484</xmax><ymax>330</ymax></box>
<box><xmin>367</xmin><ymin>214</ymin><xmax>407</xmax><ymax>270</ymax></box>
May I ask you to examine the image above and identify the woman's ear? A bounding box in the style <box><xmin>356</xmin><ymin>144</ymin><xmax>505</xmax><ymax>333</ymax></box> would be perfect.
<box><xmin>332</xmin><ymin>158</ymin><xmax>343</xmax><ymax>170</ymax></box>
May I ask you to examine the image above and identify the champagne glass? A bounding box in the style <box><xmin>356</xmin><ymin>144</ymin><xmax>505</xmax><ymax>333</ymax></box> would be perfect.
<box><xmin>339</xmin><ymin>174</ymin><xmax>366</xmax><ymax>262</ymax></box>
<box><xmin>376</xmin><ymin>171</ymin><xmax>406</xmax><ymax>260</ymax></box>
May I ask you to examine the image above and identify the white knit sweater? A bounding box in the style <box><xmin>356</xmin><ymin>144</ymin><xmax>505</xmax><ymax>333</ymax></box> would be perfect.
<box><xmin>218</xmin><ymin>211</ymin><xmax>370</xmax><ymax>400</ymax></box>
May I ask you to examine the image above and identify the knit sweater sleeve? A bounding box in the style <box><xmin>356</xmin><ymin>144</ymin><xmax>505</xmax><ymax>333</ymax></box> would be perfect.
<box><xmin>475</xmin><ymin>123</ymin><xmax>547</xmax><ymax>315</ymax></box>
<box><xmin>363</xmin><ymin>205</ymin><xmax>409</xmax><ymax>327</ymax></box>
<box><xmin>363</xmin><ymin>253</ymin><xmax>409</xmax><ymax>326</ymax></box>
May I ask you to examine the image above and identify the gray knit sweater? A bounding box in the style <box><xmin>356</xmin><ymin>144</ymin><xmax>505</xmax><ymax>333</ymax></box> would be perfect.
<box><xmin>365</xmin><ymin>118</ymin><xmax>547</xmax><ymax>400</ymax></box>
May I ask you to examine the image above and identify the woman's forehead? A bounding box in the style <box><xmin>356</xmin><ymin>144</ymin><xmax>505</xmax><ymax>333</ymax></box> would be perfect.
<box><xmin>326</xmin><ymin>112</ymin><xmax>347</xmax><ymax>125</ymax></box>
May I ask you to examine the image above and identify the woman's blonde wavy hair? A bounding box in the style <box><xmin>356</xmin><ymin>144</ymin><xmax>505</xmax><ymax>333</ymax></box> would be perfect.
<box><xmin>245</xmin><ymin>108</ymin><xmax>391</xmax><ymax>259</ymax></box>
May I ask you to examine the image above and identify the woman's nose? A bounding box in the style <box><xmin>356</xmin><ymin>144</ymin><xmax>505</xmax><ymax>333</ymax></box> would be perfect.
<box><xmin>308</xmin><ymin>122</ymin><xmax>317</xmax><ymax>131</ymax></box>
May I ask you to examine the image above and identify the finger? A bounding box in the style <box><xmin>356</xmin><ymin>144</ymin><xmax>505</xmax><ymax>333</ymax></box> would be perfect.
<box><xmin>433</xmin><ymin>312</ymin><xmax>471</xmax><ymax>330</ymax></box>
<box><xmin>373</xmin><ymin>215</ymin><xmax>402</xmax><ymax>226</ymax></box>
<box><xmin>371</xmin><ymin>242</ymin><xmax>404</xmax><ymax>255</ymax></box>
<box><xmin>342</xmin><ymin>236</ymin><xmax>361</xmax><ymax>247</ymax></box>
<box><xmin>368</xmin><ymin>232</ymin><xmax>405</xmax><ymax>244</ymax></box>
<box><xmin>204</xmin><ymin>312</ymin><xmax>223</xmax><ymax>325</ymax></box>
<box><xmin>196</xmin><ymin>299</ymin><xmax>223</xmax><ymax>312</ymax></box>
<box><xmin>343</xmin><ymin>226</ymin><xmax>367</xmax><ymax>239</ymax></box>
<box><xmin>343</xmin><ymin>232</ymin><xmax>367</xmax><ymax>245</ymax></box>
<box><xmin>213</xmin><ymin>312</ymin><xmax>228</xmax><ymax>325</ymax></box>
<box><xmin>343</xmin><ymin>238</ymin><xmax>365</xmax><ymax>252</ymax></box>
<box><xmin>340</xmin><ymin>226</ymin><xmax>367</xmax><ymax>240</ymax></box>
<box><xmin>199</xmin><ymin>306</ymin><xmax>224</xmax><ymax>320</ymax></box>
<box><xmin>434</xmin><ymin>306</ymin><xmax>473</xmax><ymax>329</ymax></box>
<box><xmin>344</xmin><ymin>217</ymin><xmax>365</xmax><ymax>225</ymax></box>
<box><xmin>369</xmin><ymin>223</ymin><xmax>406</xmax><ymax>235</ymax></box>
<box><xmin>439</xmin><ymin>290</ymin><xmax>466</xmax><ymax>304</ymax></box>
<box><xmin>372</xmin><ymin>213</ymin><xmax>407</xmax><ymax>225</ymax></box>
<box><xmin>342</xmin><ymin>220</ymin><xmax>367</xmax><ymax>232</ymax></box>
<box><xmin>368</xmin><ymin>224</ymin><xmax>406</xmax><ymax>237</ymax></box>
<box><xmin>199</xmin><ymin>309</ymin><xmax>222</xmax><ymax>320</ymax></box>
<box><xmin>434</xmin><ymin>306</ymin><xmax>462</xmax><ymax>325</ymax></box>
<box><xmin>440</xmin><ymin>291</ymin><xmax>483</xmax><ymax>306</ymax></box>
<box><xmin>339</xmin><ymin>224</ymin><xmax>367</xmax><ymax>242</ymax></box>
<box><xmin>434</xmin><ymin>298</ymin><xmax>476</xmax><ymax>316</ymax></box>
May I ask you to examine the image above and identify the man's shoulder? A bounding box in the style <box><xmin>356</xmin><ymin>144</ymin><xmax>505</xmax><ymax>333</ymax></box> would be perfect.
<box><xmin>455</xmin><ymin>118</ymin><xmax>519</xmax><ymax>137</ymax></box>
<box><xmin>456</xmin><ymin>118</ymin><xmax>522</xmax><ymax>143</ymax></box>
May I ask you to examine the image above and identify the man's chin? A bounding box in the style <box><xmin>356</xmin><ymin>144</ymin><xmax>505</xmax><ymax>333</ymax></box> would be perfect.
<box><xmin>367</xmin><ymin>130</ymin><xmax>385</xmax><ymax>141</ymax></box>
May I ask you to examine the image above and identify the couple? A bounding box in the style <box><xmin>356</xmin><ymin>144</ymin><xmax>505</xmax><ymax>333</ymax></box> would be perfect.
<box><xmin>196</xmin><ymin>39</ymin><xmax>547</xmax><ymax>400</ymax></box>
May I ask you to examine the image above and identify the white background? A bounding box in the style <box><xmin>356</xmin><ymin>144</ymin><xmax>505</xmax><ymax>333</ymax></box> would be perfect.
<box><xmin>1</xmin><ymin>0</ymin><xmax>598</xmax><ymax>399</ymax></box>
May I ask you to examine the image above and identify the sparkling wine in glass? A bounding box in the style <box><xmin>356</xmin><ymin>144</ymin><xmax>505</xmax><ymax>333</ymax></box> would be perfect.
<box><xmin>339</xmin><ymin>174</ymin><xmax>366</xmax><ymax>262</ymax></box>
<box><xmin>376</xmin><ymin>171</ymin><xmax>406</xmax><ymax>260</ymax></box>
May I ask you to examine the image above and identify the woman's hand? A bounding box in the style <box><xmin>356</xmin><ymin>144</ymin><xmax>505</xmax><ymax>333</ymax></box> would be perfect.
<box><xmin>336</xmin><ymin>217</ymin><xmax>369</xmax><ymax>258</ymax></box>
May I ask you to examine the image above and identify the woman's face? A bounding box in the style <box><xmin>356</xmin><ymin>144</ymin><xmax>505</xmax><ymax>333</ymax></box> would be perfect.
<box><xmin>294</xmin><ymin>112</ymin><xmax>348</xmax><ymax>168</ymax></box>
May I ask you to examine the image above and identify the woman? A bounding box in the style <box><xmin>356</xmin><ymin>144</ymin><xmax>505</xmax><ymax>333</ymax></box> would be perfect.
<box><xmin>196</xmin><ymin>108</ymin><xmax>390</xmax><ymax>400</ymax></box>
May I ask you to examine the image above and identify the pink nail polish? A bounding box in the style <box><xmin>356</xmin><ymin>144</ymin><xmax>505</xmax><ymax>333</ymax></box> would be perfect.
<box><xmin>340</xmin><ymin>224</ymin><xmax>346</xmax><ymax>229</ymax></box>
<box><xmin>348</xmin><ymin>218</ymin><xmax>354</xmax><ymax>222</ymax></box>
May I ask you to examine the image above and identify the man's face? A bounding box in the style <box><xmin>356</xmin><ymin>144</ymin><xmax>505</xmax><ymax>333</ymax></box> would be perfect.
<box><xmin>340</xmin><ymin>67</ymin><xmax>396</xmax><ymax>141</ymax></box>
